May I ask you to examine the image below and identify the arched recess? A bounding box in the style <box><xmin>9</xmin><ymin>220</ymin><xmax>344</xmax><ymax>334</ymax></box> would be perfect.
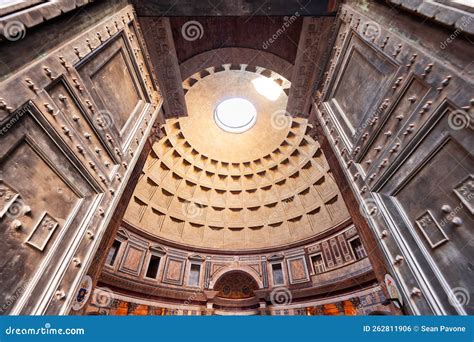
<box><xmin>179</xmin><ymin>47</ymin><xmax>293</xmax><ymax>81</ymax></box>
<box><xmin>208</xmin><ymin>265</ymin><xmax>263</xmax><ymax>290</ymax></box>
<box><xmin>213</xmin><ymin>271</ymin><xmax>260</xmax><ymax>299</ymax></box>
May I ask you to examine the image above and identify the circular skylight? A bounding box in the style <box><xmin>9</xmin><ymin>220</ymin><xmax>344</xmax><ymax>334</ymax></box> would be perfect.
<box><xmin>214</xmin><ymin>98</ymin><xmax>257</xmax><ymax>133</ymax></box>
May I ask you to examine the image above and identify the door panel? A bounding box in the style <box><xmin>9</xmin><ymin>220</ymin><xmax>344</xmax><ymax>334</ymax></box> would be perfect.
<box><xmin>315</xmin><ymin>1</ymin><xmax>473</xmax><ymax>314</ymax></box>
<box><xmin>0</xmin><ymin>4</ymin><xmax>162</xmax><ymax>314</ymax></box>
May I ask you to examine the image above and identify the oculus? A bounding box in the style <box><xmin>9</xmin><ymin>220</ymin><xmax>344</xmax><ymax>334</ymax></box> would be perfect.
<box><xmin>214</xmin><ymin>98</ymin><xmax>257</xmax><ymax>133</ymax></box>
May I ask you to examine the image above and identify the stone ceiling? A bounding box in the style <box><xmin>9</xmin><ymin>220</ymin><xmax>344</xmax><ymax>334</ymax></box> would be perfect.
<box><xmin>181</xmin><ymin>68</ymin><xmax>290</xmax><ymax>162</ymax></box>
<box><xmin>123</xmin><ymin>67</ymin><xmax>350</xmax><ymax>251</ymax></box>
<box><xmin>131</xmin><ymin>0</ymin><xmax>339</xmax><ymax>16</ymax></box>
<box><xmin>168</xmin><ymin>16</ymin><xmax>303</xmax><ymax>65</ymax></box>
<box><xmin>121</xmin><ymin>1</ymin><xmax>350</xmax><ymax>251</ymax></box>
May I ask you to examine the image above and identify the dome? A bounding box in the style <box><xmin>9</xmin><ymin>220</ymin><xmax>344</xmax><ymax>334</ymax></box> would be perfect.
<box><xmin>123</xmin><ymin>66</ymin><xmax>349</xmax><ymax>251</ymax></box>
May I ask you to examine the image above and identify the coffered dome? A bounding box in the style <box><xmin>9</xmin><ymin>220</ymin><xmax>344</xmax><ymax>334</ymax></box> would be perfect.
<box><xmin>180</xmin><ymin>66</ymin><xmax>291</xmax><ymax>162</ymax></box>
<box><xmin>124</xmin><ymin>66</ymin><xmax>349</xmax><ymax>251</ymax></box>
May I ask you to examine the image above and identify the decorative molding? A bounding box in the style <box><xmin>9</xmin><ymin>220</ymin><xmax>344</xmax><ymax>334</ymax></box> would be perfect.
<box><xmin>287</xmin><ymin>17</ymin><xmax>335</xmax><ymax>118</ymax></box>
<box><xmin>139</xmin><ymin>17</ymin><xmax>187</xmax><ymax>119</ymax></box>
<box><xmin>0</xmin><ymin>0</ymin><xmax>92</xmax><ymax>36</ymax></box>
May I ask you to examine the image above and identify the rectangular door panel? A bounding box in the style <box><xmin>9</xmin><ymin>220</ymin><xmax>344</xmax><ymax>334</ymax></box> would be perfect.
<box><xmin>0</xmin><ymin>4</ymin><xmax>162</xmax><ymax>314</ymax></box>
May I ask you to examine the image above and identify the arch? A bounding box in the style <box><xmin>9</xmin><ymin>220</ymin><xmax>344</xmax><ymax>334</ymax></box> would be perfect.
<box><xmin>208</xmin><ymin>265</ymin><xmax>264</xmax><ymax>290</ymax></box>
<box><xmin>179</xmin><ymin>47</ymin><xmax>293</xmax><ymax>81</ymax></box>
<box><xmin>213</xmin><ymin>271</ymin><xmax>259</xmax><ymax>299</ymax></box>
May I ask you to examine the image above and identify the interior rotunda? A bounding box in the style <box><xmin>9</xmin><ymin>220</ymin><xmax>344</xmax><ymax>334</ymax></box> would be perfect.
<box><xmin>0</xmin><ymin>0</ymin><xmax>472</xmax><ymax>316</ymax></box>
